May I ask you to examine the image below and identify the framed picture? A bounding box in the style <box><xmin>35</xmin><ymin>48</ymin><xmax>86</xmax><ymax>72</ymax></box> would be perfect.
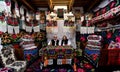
<box><xmin>57</xmin><ymin>9</ymin><xmax>64</xmax><ymax>18</ymax></box>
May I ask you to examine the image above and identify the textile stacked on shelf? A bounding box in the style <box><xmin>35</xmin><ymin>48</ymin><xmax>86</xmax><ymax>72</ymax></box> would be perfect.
<box><xmin>20</xmin><ymin>35</ymin><xmax>38</xmax><ymax>65</ymax></box>
<box><xmin>85</xmin><ymin>35</ymin><xmax>102</xmax><ymax>67</ymax></box>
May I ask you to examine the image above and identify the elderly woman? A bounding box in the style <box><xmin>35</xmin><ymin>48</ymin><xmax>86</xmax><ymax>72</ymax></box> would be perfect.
<box><xmin>61</xmin><ymin>35</ymin><xmax>71</xmax><ymax>46</ymax></box>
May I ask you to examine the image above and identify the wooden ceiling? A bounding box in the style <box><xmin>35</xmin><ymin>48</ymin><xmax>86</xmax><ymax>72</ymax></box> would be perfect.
<box><xmin>18</xmin><ymin>0</ymin><xmax>102</xmax><ymax>12</ymax></box>
<box><xmin>48</xmin><ymin>0</ymin><xmax>74</xmax><ymax>11</ymax></box>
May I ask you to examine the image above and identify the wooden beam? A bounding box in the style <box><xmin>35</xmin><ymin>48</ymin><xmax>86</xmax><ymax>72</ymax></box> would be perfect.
<box><xmin>31</xmin><ymin>1</ymin><xmax>47</xmax><ymax>3</ymax></box>
<box><xmin>69</xmin><ymin>0</ymin><xmax>74</xmax><ymax>11</ymax></box>
<box><xmin>52</xmin><ymin>4</ymin><xmax>68</xmax><ymax>6</ymax></box>
<box><xmin>53</xmin><ymin>3</ymin><xmax>69</xmax><ymax>4</ymax></box>
<box><xmin>52</xmin><ymin>0</ymin><xmax>70</xmax><ymax>1</ymax></box>
<box><xmin>48</xmin><ymin>0</ymin><xmax>53</xmax><ymax>11</ymax></box>
<box><xmin>87</xmin><ymin>0</ymin><xmax>99</xmax><ymax>11</ymax></box>
<box><xmin>33</xmin><ymin>4</ymin><xmax>48</xmax><ymax>6</ymax></box>
<box><xmin>52</xmin><ymin>1</ymin><xmax>69</xmax><ymax>3</ymax></box>
<box><xmin>32</xmin><ymin>2</ymin><xmax>48</xmax><ymax>4</ymax></box>
<box><xmin>21</xmin><ymin>0</ymin><xmax>35</xmax><ymax>11</ymax></box>
<box><xmin>74</xmin><ymin>1</ymin><xmax>89</xmax><ymax>4</ymax></box>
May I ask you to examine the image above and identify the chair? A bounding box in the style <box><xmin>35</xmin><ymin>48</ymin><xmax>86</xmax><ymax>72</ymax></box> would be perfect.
<box><xmin>0</xmin><ymin>45</ymin><xmax>26</xmax><ymax>72</ymax></box>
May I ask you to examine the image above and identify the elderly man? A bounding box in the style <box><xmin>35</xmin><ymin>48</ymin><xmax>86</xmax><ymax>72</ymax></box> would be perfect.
<box><xmin>48</xmin><ymin>35</ymin><xmax>59</xmax><ymax>46</ymax></box>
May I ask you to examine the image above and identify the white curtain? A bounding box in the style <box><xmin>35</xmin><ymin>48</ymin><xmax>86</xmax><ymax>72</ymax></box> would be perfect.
<box><xmin>0</xmin><ymin>21</ymin><xmax>7</xmax><ymax>33</ymax></box>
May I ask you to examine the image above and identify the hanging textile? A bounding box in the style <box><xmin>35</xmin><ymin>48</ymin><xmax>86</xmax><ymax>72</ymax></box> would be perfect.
<box><xmin>15</xmin><ymin>2</ymin><xmax>20</xmax><ymax>17</ymax></box>
<box><xmin>13</xmin><ymin>18</ymin><xmax>19</xmax><ymax>26</ymax></box>
<box><xmin>20</xmin><ymin>5</ymin><xmax>24</xmax><ymax>15</ymax></box>
<box><xmin>8</xmin><ymin>25</ymin><xmax>14</xmax><ymax>34</ymax></box>
<box><xmin>20</xmin><ymin>6</ymin><xmax>24</xmax><ymax>29</ymax></box>
<box><xmin>13</xmin><ymin>26</ymin><xmax>19</xmax><ymax>34</ymax></box>
<box><xmin>33</xmin><ymin>25</ymin><xmax>40</xmax><ymax>32</ymax></box>
<box><xmin>20</xmin><ymin>6</ymin><xmax>25</xmax><ymax>21</ymax></box>
<box><xmin>40</xmin><ymin>24</ymin><xmax>46</xmax><ymax>30</ymax></box>
<box><xmin>98</xmin><ymin>0</ymin><xmax>113</xmax><ymax>8</ymax></box>
<box><xmin>0</xmin><ymin>21</ymin><xmax>7</xmax><ymax>33</ymax></box>
<box><xmin>87</xmin><ymin>27</ymin><xmax>95</xmax><ymax>34</ymax></box>
<box><xmin>109</xmin><ymin>1</ymin><xmax>116</xmax><ymax>9</ymax></box>
<box><xmin>26</xmin><ymin>11</ymin><xmax>30</xmax><ymax>22</ymax></box>
<box><xmin>20</xmin><ymin>6</ymin><xmax>25</xmax><ymax>29</ymax></box>
<box><xmin>80</xmin><ymin>27</ymin><xmax>94</xmax><ymax>34</ymax></box>
<box><xmin>5</xmin><ymin>0</ymin><xmax>11</xmax><ymax>13</ymax></box>
<box><xmin>0</xmin><ymin>14</ymin><xmax>7</xmax><ymax>33</ymax></box>
<box><xmin>0</xmin><ymin>0</ymin><xmax>7</xmax><ymax>12</ymax></box>
<box><xmin>96</xmin><ymin>11</ymin><xmax>100</xmax><ymax>16</ymax></box>
<box><xmin>115</xmin><ymin>0</ymin><xmax>120</xmax><ymax>6</ymax></box>
<box><xmin>36</xmin><ymin>12</ymin><xmax>40</xmax><ymax>20</ymax></box>
<box><xmin>20</xmin><ymin>20</ymin><xmax>25</xmax><ymax>30</ymax></box>
<box><xmin>25</xmin><ymin>26</ymin><xmax>32</xmax><ymax>33</ymax></box>
<box><xmin>80</xmin><ymin>27</ymin><xmax>87</xmax><ymax>34</ymax></box>
<box><xmin>102</xmin><ymin>7</ymin><xmax>107</xmax><ymax>14</ymax></box>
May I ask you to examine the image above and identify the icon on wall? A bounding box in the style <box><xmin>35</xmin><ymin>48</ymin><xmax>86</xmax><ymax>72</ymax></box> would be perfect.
<box><xmin>57</xmin><ymin>9</ymin><xmax>64</xmax><ymax>18</ymax></box>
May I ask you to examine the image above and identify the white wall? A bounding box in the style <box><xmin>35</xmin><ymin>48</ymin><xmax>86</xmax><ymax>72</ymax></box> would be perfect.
<box><xmin>46</xmin><ymin>20</ymin><xmax>76</xmax><ymax>48</ymax></box>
